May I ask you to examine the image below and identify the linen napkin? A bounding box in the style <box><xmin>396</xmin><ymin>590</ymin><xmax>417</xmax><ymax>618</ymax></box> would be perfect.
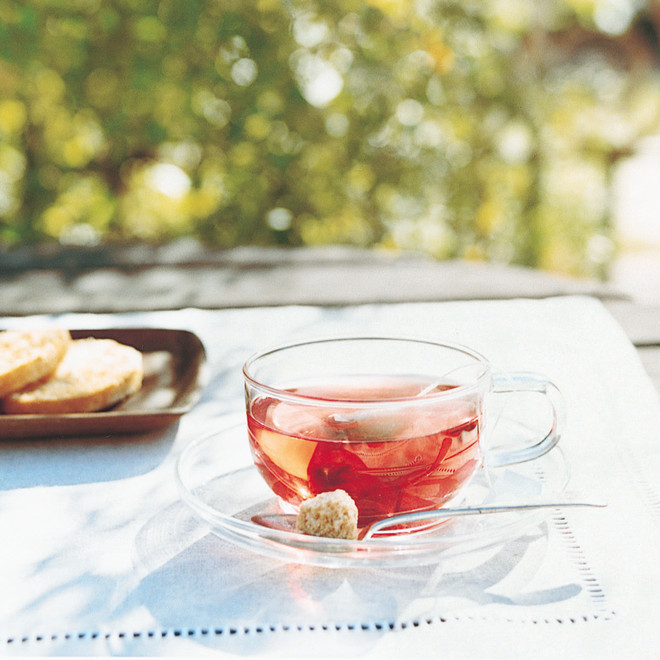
<box><xmin>1</xmin><ymin>296</ymin><xmax>659</xmax><ymax>658</ymax></box>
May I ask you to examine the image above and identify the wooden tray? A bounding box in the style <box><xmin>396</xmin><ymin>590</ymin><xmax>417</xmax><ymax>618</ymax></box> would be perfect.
<box><xmin>0</xmin><ymin>328</ymin><xmax>207</xmax><ymax>439</ymax></box>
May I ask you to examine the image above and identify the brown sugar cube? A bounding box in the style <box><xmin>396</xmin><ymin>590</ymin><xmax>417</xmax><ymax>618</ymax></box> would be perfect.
<box><xmin>296</xmin><ymin>489</ymin><xmax>359</xmax><ymax>540</ymax></box>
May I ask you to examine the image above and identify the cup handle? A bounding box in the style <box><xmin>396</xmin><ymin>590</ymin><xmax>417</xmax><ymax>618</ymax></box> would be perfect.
<box><xmin>485</xmin><ymin>372</ymin><xmax>565</xmax><ymax>468</ymax></box>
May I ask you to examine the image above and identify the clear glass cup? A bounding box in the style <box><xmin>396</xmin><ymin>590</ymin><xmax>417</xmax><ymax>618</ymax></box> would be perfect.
<box><xmin>243</xmin><ymin>337</ymin><xmax>564</xmax><ymax>526</ymax></box>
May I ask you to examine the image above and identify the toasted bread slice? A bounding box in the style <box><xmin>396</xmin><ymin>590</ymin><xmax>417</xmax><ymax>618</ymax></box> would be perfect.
<box><xmin>0</xmin><ymin>328</ymin><xmax>71</xmax><ymax>398</ymax></box>
<box><xmin>2</xmin><ymin>338</ymin><xmax>143</xmax><ymax>414</ymax></box>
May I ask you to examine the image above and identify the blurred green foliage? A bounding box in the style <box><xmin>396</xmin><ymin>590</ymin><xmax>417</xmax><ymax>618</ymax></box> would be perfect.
<box><xmin>1</xmin><ymin>0</ymin><xmax>659</xmax><ymax>276</ymax></box>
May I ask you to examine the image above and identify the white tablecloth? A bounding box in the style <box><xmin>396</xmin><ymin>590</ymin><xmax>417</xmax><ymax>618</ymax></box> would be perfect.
<box><xmin>1</xmin><ymin>296</ymin><xmax>659</xmax><ymax>658</ymax></box>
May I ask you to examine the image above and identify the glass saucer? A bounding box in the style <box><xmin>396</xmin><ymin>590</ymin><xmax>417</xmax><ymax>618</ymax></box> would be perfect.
<box><xmin>175</xmin><ymin>424</ymin><xmax>570</xmax><ymax>568</ymax></box>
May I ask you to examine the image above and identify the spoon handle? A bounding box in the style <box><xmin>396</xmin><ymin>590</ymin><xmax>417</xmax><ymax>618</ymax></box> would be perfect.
<box><xmin>362</xmin><ymin>498</ymin><xmax>607</xmax><ymax>539</ymax></box>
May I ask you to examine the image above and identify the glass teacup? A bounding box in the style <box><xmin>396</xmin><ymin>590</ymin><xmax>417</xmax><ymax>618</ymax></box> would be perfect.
<box><xmin>243</xmin><ymin>337</ymin><xmax>564</xmax><ymax>526</ymax></box>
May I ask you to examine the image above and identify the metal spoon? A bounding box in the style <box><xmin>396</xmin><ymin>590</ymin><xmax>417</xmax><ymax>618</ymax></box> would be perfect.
<box><xmin>251</xmin><ymin>495</ymin><xmax>607</xmax><ymax>541</ymax></box>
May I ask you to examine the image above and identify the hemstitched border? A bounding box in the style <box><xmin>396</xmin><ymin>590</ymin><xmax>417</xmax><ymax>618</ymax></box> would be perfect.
<box><xmin>3</xmin><ymin>609</ymin><xmax>618</xmax><ymax>647</ymax></box>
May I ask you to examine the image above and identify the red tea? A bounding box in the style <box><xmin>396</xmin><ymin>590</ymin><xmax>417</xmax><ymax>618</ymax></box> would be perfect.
<box><xmin>247</xmin><ymin>376</ymin><xmax>482</xmax><ymax>525</ymax></box>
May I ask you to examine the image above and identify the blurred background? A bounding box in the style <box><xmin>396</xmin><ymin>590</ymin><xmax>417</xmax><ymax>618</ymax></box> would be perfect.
<box><xmin>1</xmin><ymin>0</ymin><xmax>659</xmax><ymax>296</ymax></box>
